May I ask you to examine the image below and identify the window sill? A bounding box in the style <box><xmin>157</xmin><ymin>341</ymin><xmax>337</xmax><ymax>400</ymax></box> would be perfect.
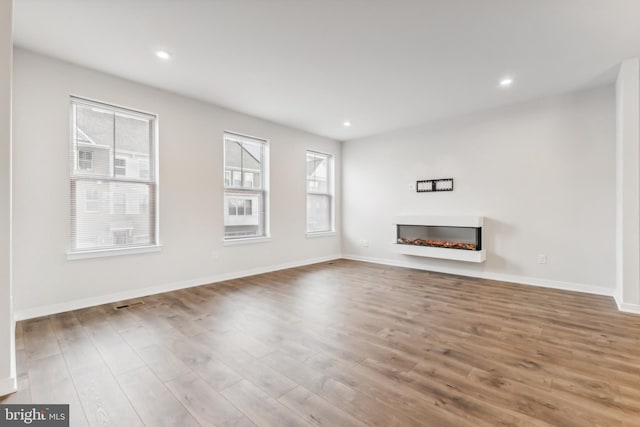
<box><xmin>306</xmin><ymin>231</ymin><xmax>337</xmax><ymax>238</ymax></box>
<box><xmin>223</xmin><ymin>236</ymin><xmax>272</xmax><ymax>246</ymax></box>
<box><xmin>67</xmin><ymin>245</ymin><xmax>162</xmax><ymax>261</ymax></box>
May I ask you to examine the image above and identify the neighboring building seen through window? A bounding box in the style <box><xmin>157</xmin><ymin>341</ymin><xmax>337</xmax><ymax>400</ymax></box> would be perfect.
<box><xmin>306</xmin><ymin>151</ymin><xmax>333</xmax><ymax>233</ymax></box>
<box><xmin>78</xmin><ymin>150</ymin><xmax>93</xmax><ymax>170</ymax></box>
<box><xmin>70</xmin><ymin>97</ymin><xmax>157</xmax><ymax>252</ymax></box>
<box><xmin>224</xmin><ymin>132</ymin><xmax>268</xmax><ymax>239</ymax></box>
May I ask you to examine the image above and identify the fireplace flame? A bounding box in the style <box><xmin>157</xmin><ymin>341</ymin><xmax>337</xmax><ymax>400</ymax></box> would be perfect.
<box><xmin>398</xmin><ymin>238</ymin><xmax>476</xmax><ymax>251</ymax></box>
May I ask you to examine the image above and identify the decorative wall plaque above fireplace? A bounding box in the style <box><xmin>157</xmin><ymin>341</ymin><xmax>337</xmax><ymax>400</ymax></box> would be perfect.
<box><xmin>416</xmin><ymin>178</ymin><xmax>453</xmax><ymax>192</ymax></box>
<box><xmin>392</xmin><ymin>215</ymin><xmax>486</xmax><ymax>263</ymax></box>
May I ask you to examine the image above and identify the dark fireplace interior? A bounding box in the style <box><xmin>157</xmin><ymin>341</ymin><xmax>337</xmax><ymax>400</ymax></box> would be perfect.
<box><xmin>396</xmin><ymin>224</ymin><xmax>482</xmax><ymax>251</ymax></box>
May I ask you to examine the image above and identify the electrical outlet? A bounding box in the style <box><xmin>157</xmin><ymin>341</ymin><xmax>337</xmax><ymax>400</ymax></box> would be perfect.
<box><xmin>537</xmin><ymin>254</ymin><xmax>547</xmax><ymax>264</ymax></box>
<box><xmin>360</xmin><ymin>239</ymin><xmax>369</xmax><ymax>247</ymax></box>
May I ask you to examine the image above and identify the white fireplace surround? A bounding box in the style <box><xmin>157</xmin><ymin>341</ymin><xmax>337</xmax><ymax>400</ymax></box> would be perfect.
<box><xmin>392</xmin><ymin>215</ymin><xmax>486</xmax><ymax>263</ymax></box>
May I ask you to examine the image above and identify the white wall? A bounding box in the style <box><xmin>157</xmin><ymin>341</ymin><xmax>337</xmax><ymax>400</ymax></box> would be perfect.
<box><xmin>12</xmin><ymin>48</ymin><xmax>341</xmax><ymax>318</ymax></box>
<box><xmin>342</xmin><ymin>86</ymin><xmax>615</xmax><ymax>295</ymax></box>
<box><xmin>0</xmin><ymin>0</ymin><xmax>16</xmax><ymax>397</ymax></box>
<box><xmin>615</xmin><ymin>58</ymin><xmax>640</xmax><ymax>313</ymax></box>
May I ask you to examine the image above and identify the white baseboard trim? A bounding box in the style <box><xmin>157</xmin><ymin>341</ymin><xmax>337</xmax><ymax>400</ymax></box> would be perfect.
<box><xmin>342</xmin><ymin>254</ymin><xmax>615</xmax><ymax>297</ymax></box>
<box><xmin>14</xmin><ymin>254</ymin><xmax>342</xmax><ymax>321</ymax></box>
<box><xmin>0</xmin><ymin>376</ymin><xmax>17</xmax><ymax>398</ymax></box>
<box><xmin>614</xmin><ymin>295</ymin><xmax>640</xmax><ymax>314</ymax></box>
<box><xmin>15</xmin><ymin>252</ymin><xmax>623</xmax><ymax>320</ymax></box>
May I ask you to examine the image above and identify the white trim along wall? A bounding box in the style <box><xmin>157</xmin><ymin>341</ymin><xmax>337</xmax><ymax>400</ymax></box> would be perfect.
<box><xmin>0</xmin><ymin>0</ymin><xmax>16</xmax><ymax>397</ymax></box>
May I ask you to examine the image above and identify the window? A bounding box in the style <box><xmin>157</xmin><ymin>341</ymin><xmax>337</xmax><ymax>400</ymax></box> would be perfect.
<box><xmin>224</xmin><ymin>132</ymin><xmax>268</xmax><ymax>239</ymax></box>
<box><xmin>78</xmin><ymin>150</ymin><xmax>93</xmax><ymax>170</ymax></box>
<box><xmin>70</xmin><ymin>97</ymin><xmax>157</xmax><ymax>252</ymax></box>
<box><xmin>228</xmin><ymin>199</ymin><xmax>253</xmax><ymax>216</ymax></box>
<box><xmin>306</xmin><ymin>151</ymin><xmax>333</xmax><ymax>233</ymax></box>
<box><xmin>112</xmin><ymin>229</ymin><xmax>132</xmax><ymax>246</ymax></box>
<box><xmin>138</xmin><ymin>159</ymin><xmax>150</xmax><ymax>179</ymax></box>
<box><xmin>85</xmin><ymin>188</ymin><xmax>100</xmax><ymax>212</ymax></box>
<box><xmin>115</xmin><ymin>158</ymin><xmax>126</xmax><ymax>176</ymax></box>
<box><xmin>244</xmin><ymin>172</ymin><xmax>254</xmax><ymax>188</ymax></box>
<box><xmin>232</xmin><ymin>171</ymin><xmax>242</xmax><ymax>187</ymax></box>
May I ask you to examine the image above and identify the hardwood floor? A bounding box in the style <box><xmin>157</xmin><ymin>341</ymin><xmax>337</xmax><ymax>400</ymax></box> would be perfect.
<box><xmin>3</xmin><ymin>259</ymin><xmax>640</xmax><ymax>426</ymax></box>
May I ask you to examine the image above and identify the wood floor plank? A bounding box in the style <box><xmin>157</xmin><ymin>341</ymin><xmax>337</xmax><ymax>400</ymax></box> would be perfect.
<box><xmin>231</xmin><ymin>359</ymin><xmax>297</xmax><ymax>398</ymax></box>
<box><xmin>70</xmin><ymin>361</ymin><xmax>144</xmax><ymax>427</ymax></box>
<box><xmin>82</xmin><ymin>320</ymin><xmax>146</xmax><ymax>375</ymax></box>
<box><xmin>163</xmin><ymin>334</ymin><xmax>244</xmax><ymax>391</ymax></box>
<box><xmin>60</xmin><ymin>336</ymin><xmax>104</xmax><ymax>374</ymax></box>
<box><xmin>51</xmin><ymin>312</ymin><xmax>105</xmax><ymax>372</ymax></box>
<box><xmin>23</xmin><ymin>316</ymin><xmax>61</xmax><ymax>361</ymax></box>
<box><xmin>221</xmin><ymin>380</ymin><xmax>311</xmax><ymax>427</ymax></box>
<box><xmin>279</xmin><ymin>385</ymin><xmax>368</xmax><ymax>427</ymax></box>
<box><xmin>198</xmin><ymin>332</ymin><xmax>297</xmax><ymax>397</ymax></box>
<box><xmin>104</xmin><ymin>304</ymin><xmax>144</xmax><ymax>332</ymax></box>
<box><xmin>192</xmin><ymin>357</ymin><xmax>243</xmax><ymax>392</ymax></box>
<box><xmin>165</xmin><ymin>336</ymin><xmax>218</xmax><ymax>367</ymax></box>
<box><xmin>307</xmin><ymin>352</ymin><xmax>503</xmax><ymax>426</ymax></box>
<box><xmin>27</xmin><ymin>354</ymin><xmax>88</xmax><ymax>427</ymax></box>
<box><xmin>166</xmin><ymin>371</ymin><xmax>256</xmax><ymax>427</ymax></box>
<box><xmin>119</xmin><ymin>323</ymin><xmax>183</xmax><ymax>350</ymax></box>
<box><xmin>135</xmin><ymin>343</ymin><xmax>192</xmax><ymax>382</ymax></box>
<box><xmin>261</xmin><ymin>351</ymin><xmax>439</xmax><ymax>427</ymax></box>
<box><xmin>116</xmin><ymin>366</ymin><xmax>200</xmax><ymax>427</ymax></box>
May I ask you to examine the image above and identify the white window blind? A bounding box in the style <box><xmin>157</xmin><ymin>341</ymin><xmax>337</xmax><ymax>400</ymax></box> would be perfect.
<box><xmin>306</xmin><ymin>151</ymin><xmax>333</xmax><ymax>233</ymax></box>
<box><xmin>70</xmin><ymin>97</ymin><xmax>157</xmax><ymax>252</ymax></box>
<box><xmin>224</xmin><ymin>132</ymin><xmax>268</xmax><ymax>239</ymax></box>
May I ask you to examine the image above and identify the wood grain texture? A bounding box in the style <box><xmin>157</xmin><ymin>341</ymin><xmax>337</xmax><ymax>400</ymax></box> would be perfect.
<box><xmin>166</xmin><ymin>372</ymin><xmax>255</xmax><ymax>427</ymax></box>
<box><xmin>4</xmin><ymin>259</ymin><xmax>640</xmax><ymax>426</ymax></box>
<box><xmin>70</xmin><ymin>361</ymin><xmax>143</xmax><ymax>427</ymax></box>
<box><xmin>116</xmin><ymin>366</ymin><xmax>200</xmax><ymax>427</ymax></box>
<box><xmin>279</xmin><ymin>385</ymin><xmax>369</xmax><ymax>427</ymax></box>
<box><xmin>221</xmin><ymin>380</ymin><xmax>309</xmax><ymax>427</ymax></box>
<box><xmin>26</xmin><ymin>353</ymin><xmax>88</xmax><ymax>427</ymax></box>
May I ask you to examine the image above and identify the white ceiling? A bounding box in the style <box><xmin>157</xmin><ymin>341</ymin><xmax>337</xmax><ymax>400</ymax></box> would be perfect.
<box><xmin>13</xmin><ymin>0</ymin><xmax>640</xmax><ymax>141</ymax></box>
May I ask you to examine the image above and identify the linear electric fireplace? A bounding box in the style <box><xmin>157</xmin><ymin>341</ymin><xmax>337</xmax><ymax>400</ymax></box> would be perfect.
<box><xmin>397</xmin><ymin>225</ymin><xmax>481</xmax><ymax>250</ymax></box>
<box><xmin>392</xmin><ymin>216</ymin><xmax>486</xmax><ymax>263</ymax></box>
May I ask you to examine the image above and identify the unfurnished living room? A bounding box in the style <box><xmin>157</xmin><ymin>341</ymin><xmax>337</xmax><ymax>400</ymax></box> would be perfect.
<box><xmin>2</xmin><ymin>0</ymin><xmax>640</xmax><ymax>426</ymax></box>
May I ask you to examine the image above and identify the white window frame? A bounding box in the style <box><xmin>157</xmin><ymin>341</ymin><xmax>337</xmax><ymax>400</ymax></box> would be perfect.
<box><xmin>69</xmin><ymin>96</ymin><xmax>159</xmax><ymax>257</ymax></box>
<box><xmin>306</xmin><ymin>150</ymin><xmax>334</xmax><ymax>234</ymax></box>
<box><xmin>223</xmin><ymin>132</ymin><xmax>269</xmax><ymax>241</ymax></box>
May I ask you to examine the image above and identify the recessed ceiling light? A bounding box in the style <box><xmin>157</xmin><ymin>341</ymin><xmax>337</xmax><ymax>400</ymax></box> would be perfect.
<box><xmin>343</xmin><ymin>121</ymin><xmax>351</xmax><ymax>127</ymax></box>
<box><xmin>499</xmin><ymin>77</ymin><xmax>513</xmax><ymax>88</ymax></box>
<box><xmin>156</xmin><ymin>50</ymin><xmax>172</xmax><ymax>60</ymax></box>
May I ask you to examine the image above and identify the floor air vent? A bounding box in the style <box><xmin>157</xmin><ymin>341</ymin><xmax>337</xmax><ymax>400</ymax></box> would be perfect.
<box><xmin>113</xmin><ymin>301</ymin><xmax>145</xmax><ymax>310</ymax></box>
